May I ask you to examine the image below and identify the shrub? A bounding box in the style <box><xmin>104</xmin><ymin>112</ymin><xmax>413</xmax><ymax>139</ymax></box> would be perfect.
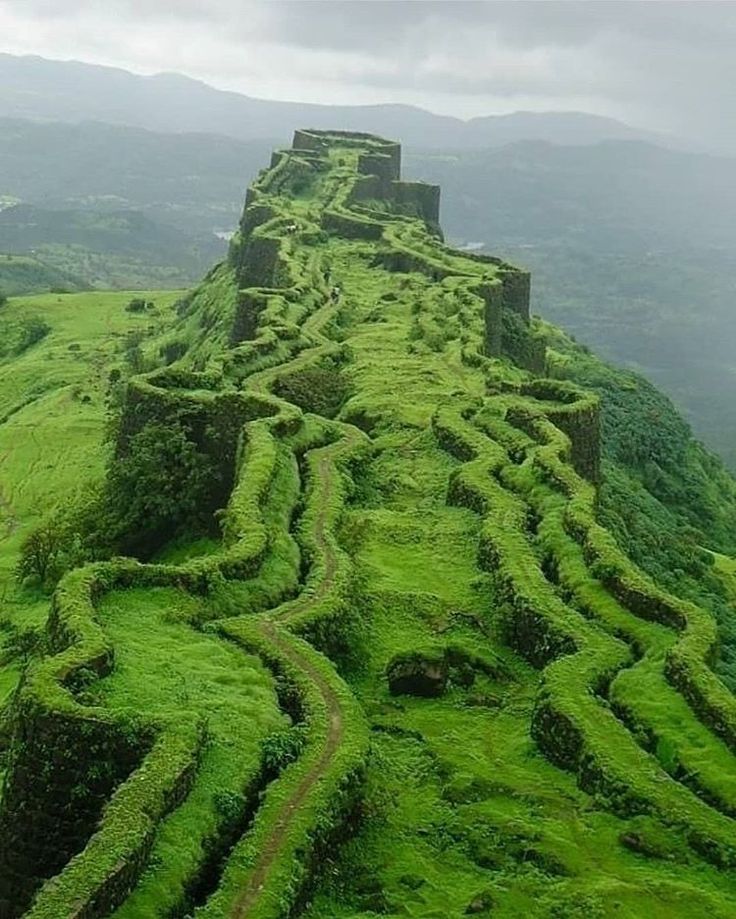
<box><xmin>213</xmin><ymin>789</ymin><xmax>246</xmax><ymax>824</ymax></box>
<box><xmin>15</xmin><ymin>318</ymin><xmax>50</xmax><ymax>354</ymax></box>
<box><xmin>261</xmin><ymin>725</ymin><xmax>309</xmax><ymax>778</ymax></box>
<box><xmin>159</xmin><ymin>340</ymin><xmax>187</xmax><ymax>365</ymax></box>
<box><xmin>124</xmin><ymin>329</ymin><xmax>146</xmax><ymax>373</ymax></box>
<box><xmin>125</xmin><ymin>298</ymin><xmax>152</xmax><ymax>313</ymax></box>
<box><xmin>16</xmin><ymin>491</ymin><xmax>111</xmax><ymax>589</ymax></box>
<box><xmin>174</xmin><ymin>294</ymin><xmax>194</xmax><ymax>317</ymax></box>
<box><xmin>274</xmin><ymin>366</ymin><xmax>351</xmax><ymax>418</ymax></box>
<box><xmin>0</xmin><ymin>621</ymin><xmax>43</xmax><ymax>664</ymax></box>
<box><xmin>105</xmin><ymin>420</ymin><xmax>218</xmax><ymax>555</ymax></box>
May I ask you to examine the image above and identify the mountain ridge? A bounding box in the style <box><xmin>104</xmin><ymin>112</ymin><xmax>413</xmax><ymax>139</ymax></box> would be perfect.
<box><xmin>0</xmin><ymin>52</ymin><xmax>677</xmax><ymax>151</ymax></box>
<box><xmin>1</xmin><ymin>128</ymin><xmax>736</xmax><ymax>918</ymax></box>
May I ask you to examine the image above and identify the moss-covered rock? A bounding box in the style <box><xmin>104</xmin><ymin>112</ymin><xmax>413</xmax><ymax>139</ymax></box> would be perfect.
<box><xmin>386</xmin><ymin>651</ymin><xmax>449</xmax><ymax>697</ymax></box>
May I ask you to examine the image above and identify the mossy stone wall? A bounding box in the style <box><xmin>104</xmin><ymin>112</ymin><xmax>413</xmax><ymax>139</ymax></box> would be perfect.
<box><xmin>500</xmin><ymin>268</ymin><xmax>531</xmax><ymax>321</ymax></box>
<box><xmin>0</xmin><ymin>705</ymin><xmax>143</xmax><ymax>918</ymax></box>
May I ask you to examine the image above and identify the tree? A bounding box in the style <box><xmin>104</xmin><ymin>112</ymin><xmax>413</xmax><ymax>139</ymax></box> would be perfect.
<box><xmin>106</xmin><ymin>420</ymin><xmax>216</xmax><ymax>555</ymax></box>
<box><xmin>0</xmin><ymin>621</ymin><xmax>43</xmax><ymax>665</ymax></box>
<box><xmin>16</xmin><ymin>487</ymin><xmax>110</xmax><ymax>589</ymax></box>
<box><xmin>16</xmin><ymin>523</ymin><xmax>64</xmax><ymax>585</ymax></box>
<box><xmin>15</xmin><ymin>318</ymin><xmax>50</xmax><ymax>353</ymax></box>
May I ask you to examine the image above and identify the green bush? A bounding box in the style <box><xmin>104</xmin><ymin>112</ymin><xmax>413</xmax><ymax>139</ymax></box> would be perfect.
<box><xmin>125</xmin><ymin>298</ymin><xmax>152</xmax><ymax>313</ymax></box>
<box><xmin>105</xmin><ymin>420</ymin><xmax>217</xmax><ymax>556</ymax></box>
<box><xmin>274</xmin><ymin>366</ymin><xmax>351</xmax><ymax>419</ymax></box>
<box><xmin>16</xmin><ymin>492</ymin><xmax>109</xmax><ymax>589</ymax></box>
<box><xmin>261</xmin><ymin>725</ymin><xmax>309</xmax><ymax>777</ymax></box>
<box><xmin>16</xmin><ymin>317</ymin><xmax>51</xmax><ymax>353</ymax></box>
<box><xmin>0</xmin><ymin>620</ymin><xmax>43</xmax><ymax>665</ymax></box>
<box><xmin>159</xmin><ymin>339</ymin><xmax>187</xmax><ymax>365</ymax></box>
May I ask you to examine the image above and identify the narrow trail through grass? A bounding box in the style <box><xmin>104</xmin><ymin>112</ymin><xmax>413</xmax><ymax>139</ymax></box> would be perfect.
<box><xmin>5</xmin><ymin>131</ymin><xmax>736</xmax><ymax>919</ymax></box>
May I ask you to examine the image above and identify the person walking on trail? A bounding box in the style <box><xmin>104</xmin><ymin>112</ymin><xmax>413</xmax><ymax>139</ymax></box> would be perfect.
<box><xmin>331</xmin><ymin>285</ymin><xmax>341</xmax><ymax>302</ymax></box>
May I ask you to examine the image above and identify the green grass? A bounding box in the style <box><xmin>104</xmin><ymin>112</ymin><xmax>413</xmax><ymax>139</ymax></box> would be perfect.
<box><xmin>95</xmin><ymin>587</ymin><xmax>285</xmax><ymax>919</ymax></box>
<box><xmin>298</xmin><ymin>251</ymin><xmax>736</xmax><ymax>916</ymax></box>
<box><xmin>5</xmin><ymin>130</ymin><xmax>736</xmax><ymax>919</ymax></box>
<box><xmin>0</xmin><ymin>289</ymin><xmax>180</xmax><ymax>706</ymax></box>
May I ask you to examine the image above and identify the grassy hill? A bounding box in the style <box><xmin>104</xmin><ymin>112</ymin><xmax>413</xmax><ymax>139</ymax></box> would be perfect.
<box><xmin>1</xmin><ymin>131</ymin><xmax>736</xmax><ymax>919</ymax></box>
<box><xmin>0</xmin><ymin>287</ymin><xmax>180</xmax><ymax>707</ymax></box>
<box><xmin>2</xmin><ymin>116</ymin><xmax>735</xmax><ymax>470</ymax></box>
<box><xmin>0</xmin><ymin>254</ymin><xmax>87</xmax><ymax>296</ymax></box>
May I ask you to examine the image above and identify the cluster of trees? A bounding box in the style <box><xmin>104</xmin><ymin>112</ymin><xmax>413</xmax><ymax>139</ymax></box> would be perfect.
<box><xmin>125</xmin><ymin>297</ymin><xmax>155</xmax><ymax>313</ymax></box>
<box><xmin>16</xmin><ymin>417</ymin><xmax>218</xmax><ymax>588</ymax></box>
<box><xmin>273</xmin><ymin>365</ymin><xmax>350</xmax><ymax>419</ymax></box>
<box><xmin>0</xmin><ymin>315</ymin><xmax>50</xmax><ymax>359</ymax></box>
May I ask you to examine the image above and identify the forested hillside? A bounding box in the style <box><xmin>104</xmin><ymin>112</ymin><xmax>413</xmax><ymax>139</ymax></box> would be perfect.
<box><xmin>0</xmin><ymin>202</ymin><xmax>221</xmax><ymax>290</ymax></box>
<box><xmin>0</xmin><ymin>253</ymin><xmax>87</xmax><ymax>296</ymax></box>
<box><xmin>2</xmin><ymin>130</ymin><xmax>736</xmax><ymax>918</ymax></box>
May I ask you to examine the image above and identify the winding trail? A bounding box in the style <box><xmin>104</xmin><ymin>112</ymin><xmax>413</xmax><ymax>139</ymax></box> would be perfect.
<box><xmin>229</xmin><ymin>440</ymin><xmax>347</xmax><ymax>918</ymax></box>
<box><xmin>230</xmin><ymin>625</ymin><xmax>344</xmax><ymax>918</ymax></box>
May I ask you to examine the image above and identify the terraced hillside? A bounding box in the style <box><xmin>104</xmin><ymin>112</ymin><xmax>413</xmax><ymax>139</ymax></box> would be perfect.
<box><xmin>3</xmin><ymin>130</ymin><xmax>736</xmax><ymax>918</ymax></box>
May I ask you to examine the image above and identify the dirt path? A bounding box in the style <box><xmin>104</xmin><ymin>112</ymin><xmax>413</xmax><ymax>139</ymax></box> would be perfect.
<box><xmin>229</xmin><ymin>439</ymin><xmax>347</xmax><ymax>918</ymax></box>
<box><xmin>230</xmin><ymin>621</ymin><xmax>345</xmax><ymax>918</ymax></box>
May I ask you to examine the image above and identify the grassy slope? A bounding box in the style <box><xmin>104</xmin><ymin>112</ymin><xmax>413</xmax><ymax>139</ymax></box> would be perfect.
<box><xmin>4</xmin><ymin>133</ymin><xmax>736</xmax><ymax>919</ymax></box>
<box><xmin>98</xmin><ymin>588</ymin><xmax>284</xmax><ymax>919</ymax></box>
<box><xmin>296</xmin><ymin>244</ymin><xmax>736</xmax><ymax>919</ymax></box>
<box><xmin>0</xmin><ymin>289</ymin><xmax>178</xmax><ymax>702</ymax></box>
<box><xmin>0</xmin><ymin>287</ymin><xmax>286</xmax><ymax>917</ymax></box>
<box><xmin>540</xmin><ymin>324</ymin><xmax>736</xmax><ymax>689</ymax></box>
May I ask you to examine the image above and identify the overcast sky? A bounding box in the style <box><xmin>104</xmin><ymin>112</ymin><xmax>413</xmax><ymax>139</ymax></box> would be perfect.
<box><xmin>1</xmin><ymin>1</ymin><xmax>735</xmax><ymax>146</ymax></box>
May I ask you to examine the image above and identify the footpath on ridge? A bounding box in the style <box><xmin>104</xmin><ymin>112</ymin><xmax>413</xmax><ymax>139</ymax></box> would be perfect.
<box><xmin>2</xmin><ymin>130</ymin><xmax>736</xmax><ymax>919</ymax></box>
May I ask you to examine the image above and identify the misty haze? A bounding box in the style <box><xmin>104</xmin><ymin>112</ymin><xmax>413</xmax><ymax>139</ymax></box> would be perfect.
<box><xmin>1</xmin><ymin>3</ymin><xmax>736</xmax><ymax>919</ymax></box>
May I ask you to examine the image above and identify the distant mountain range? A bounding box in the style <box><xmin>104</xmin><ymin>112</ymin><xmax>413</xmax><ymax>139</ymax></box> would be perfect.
<box><xmin>0</xmin><ymin>53</ymin><xmax>677</xmax><ymax>151</ymax></box>
<box><xmin>0</xmin><ymin>55</ymin><xmax>735</xmax><ymax>467</ymax></box>
<box><xmin>0</xmin><ymin>117</ymin><xmax>270</xmax><ymax>234</ymax></box>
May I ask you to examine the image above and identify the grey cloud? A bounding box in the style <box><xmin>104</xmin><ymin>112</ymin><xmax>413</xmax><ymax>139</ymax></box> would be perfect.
<box><xmin>2</xmin><ymin>0</ymin><xmax>736</xmax><ymax>151</ymax></box>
